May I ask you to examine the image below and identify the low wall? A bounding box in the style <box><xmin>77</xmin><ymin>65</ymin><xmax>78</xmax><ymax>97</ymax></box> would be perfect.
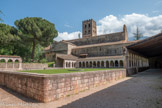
<box><xmin>22</xmin><ymin>63</ymin><xmax>48</xmax><ymax>70</ymax></box>
<box><xmin>0</xmin><ymin>69</ymin><xmax>126</xmax><ymax>102</ymax></box>
<box><xmin>0</xmin><ymin>63</ymin><xmax>48</xmax><ymax>70</ymax></box>
<box><xmin>126</xmin><ymin>67</ymin><xmax>149</xmax><ymax>76</ymax></box>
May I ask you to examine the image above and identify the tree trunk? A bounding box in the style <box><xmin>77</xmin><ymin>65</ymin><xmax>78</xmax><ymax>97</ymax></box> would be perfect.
<box><xmin>31</xmin><ymin>38</ymin><xmax>36</xmax><ymax>62</ymax></box>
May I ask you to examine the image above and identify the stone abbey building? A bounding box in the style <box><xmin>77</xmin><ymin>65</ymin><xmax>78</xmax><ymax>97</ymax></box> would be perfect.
<box><xmin>45</xmin><ymin>19</ymin><xmax>151</xmax><ymax>74</ymax></box>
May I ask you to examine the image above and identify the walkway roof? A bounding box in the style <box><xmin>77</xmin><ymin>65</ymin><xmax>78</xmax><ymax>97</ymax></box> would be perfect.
<box><xmin>127</xmin><ymin>33</ymin><xmax>162</xmax><ymax>57</ymax></box>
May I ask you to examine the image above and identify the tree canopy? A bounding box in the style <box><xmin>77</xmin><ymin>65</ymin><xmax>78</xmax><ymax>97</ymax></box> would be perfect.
<box><xmin>0</xmin><ymin>23</ymin><xmax>20</xmax><ymax>55</ymax></box>
<box><xmin>14</xmin><ymin>17</ymin><xmax>58</xmax><ymax>61</ymax></box>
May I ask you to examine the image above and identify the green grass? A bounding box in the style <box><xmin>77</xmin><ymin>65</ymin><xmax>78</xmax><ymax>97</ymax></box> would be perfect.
<box><xmin>19</xmin><ymin>68</ymin><xmax>120</xmax><ymax>74</ymax></box>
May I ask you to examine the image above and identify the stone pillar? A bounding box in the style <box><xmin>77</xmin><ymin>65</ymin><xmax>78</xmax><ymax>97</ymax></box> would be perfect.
<box><xmin>19</xmin><ymin>62</ymin><xmax>22</xmax><ymax>70</ymax></box>
<box><xmin>63</xmin><ymin>60</ymin><xmax>66</xmax><ymax>68</ymax></box>
<box><xmin>5</xmin><ymin>61</ymin><xmax>8</xmax><ymax>69</ymax></box>
<box><xmin>70</xmin><ymin>62</ymin><xmax>72</xmax><ymax>68</ymax></box>
<box><xmin>109</xmin><ymin>61</ymin><xmax>111</xmax><ymax>68</ymax></box>
<box><xmin>118</xmin><ymin>60</ymin><xmax>120</xmax><ymax>68</ymax></box>
<box><xmin>13</xmin><ymin>61</ymin><xmax>15</xmax><ymax>69</ymax></box>
<box><xmin>104</xmin><ymin>61</ymin><xmax>106</xmax><ymax>68</ymax></box>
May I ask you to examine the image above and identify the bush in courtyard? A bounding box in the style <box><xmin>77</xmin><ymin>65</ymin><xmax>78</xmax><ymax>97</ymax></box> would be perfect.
<box><xmin>40</xmin><ymin>58</ymin><xmax>47</xmax><ymax>63</ymax></box>
<box><xmin>48</xmin><ymin>62</ymin><xmax>55</xmax><ymax>67</ymax></box>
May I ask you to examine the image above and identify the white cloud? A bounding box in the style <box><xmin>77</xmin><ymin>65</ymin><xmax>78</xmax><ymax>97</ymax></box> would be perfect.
<box><xmin>54</xmin><ymin>31</ymin><xmax>82</xmax><ymax>41</ymax></box>
<box><xmin>55</xmin><ymin>13</ymin><xmax>162</xmax><ymax>41</ymax></box>
<box><xmin>97</xmin><ymin>13</ymin><xmax>162</xmax><ymax>37</ymax></box>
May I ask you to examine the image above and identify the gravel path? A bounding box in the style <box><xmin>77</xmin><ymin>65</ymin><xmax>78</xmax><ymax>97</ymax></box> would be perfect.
<box><xmin>0</xmin><ymin>69</ymin><xmax>162</xmax><ymax>108</ymax></box>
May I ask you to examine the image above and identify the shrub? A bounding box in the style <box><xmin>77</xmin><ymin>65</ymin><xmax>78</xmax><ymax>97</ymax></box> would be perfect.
<box><xmin>40</xmin><ymin>58</ymin><xmax>47</xmax><ymax>63</ymax></box>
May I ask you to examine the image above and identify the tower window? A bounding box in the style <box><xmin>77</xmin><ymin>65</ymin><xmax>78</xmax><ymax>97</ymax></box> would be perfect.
<box><xmin>89</xmin><ymin>24</ymin><xmax>91</xmax><ymax>27</ymax></box>
<box><xmin>85</xmin><ymin>25</ymin><xmax>87</xmax><ymax>28</ymax></box>
<box><xmin>88</xmin><ymin>30</ymin><xmax>90</xmax><ymax>34</ymax></box>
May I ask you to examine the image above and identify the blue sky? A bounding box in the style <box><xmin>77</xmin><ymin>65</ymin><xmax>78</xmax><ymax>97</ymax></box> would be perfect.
<box><xmin>1</xmin><ymin>0</ymin><xmax>162</xmax><ymax>40</ymax></box>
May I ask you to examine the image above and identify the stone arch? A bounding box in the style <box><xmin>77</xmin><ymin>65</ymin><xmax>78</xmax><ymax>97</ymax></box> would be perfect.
<box><xmin>93</xmin><ymin>61</ymin><xmax>96</xmax><ymax>68</ymax></box>
<box><xmin>0</xmin><ymin>59</ymin><xmax>6</xmax><ymax>63</ymax></box>
<box><xmin>8</xmin><ymin>59</ymin><xmax>13</xmax><ymax>68</ymax></box>
<box><xmin>79</xmin><ymin>62</ymin><xmax>81</xmax><ymax>68</ymax></box>
<box><xmin>83</xmin><ymin>62</ymin><xmax>85</xmax><ymax>68</ymax></box>
<box><xmin>8</xmin><ymin>59</ymin><xmax>13</xmax><ymax>63</ymax></box>
<box><xmin>97</xmin><ymin>61</ymin><xmax>100</xmax><ymax>68</ymax></box>
<box><xmin>115</xmin><ymin>60</ymin><xmax>119</xmax><ymax>67</ymax></box>
<box><xmin>74</xmin><ymin>62</ymin><xmax>76</xmax><ymax>67</ymax></box>
<box><xmin>15</xmin><ymin>59</ymin><xmax>20</xmax><ymax>68</ymax></box>
<box><xmin>90</xmin><ymin>61</ymin><xmax>92</xmax><ymax>68</ymax></box>
<box><xmin>110</xmin><ymin>61</ymin><xmax>114</xmax><ymax>68</ymax></box>
<box><xmin>106</xmin><ymin>61</ymin><xmax>109</xmax><ymax>68</ymax></box>
<box><xmin>66</xmin><ymin>62</ymin><xmax>69</xmax><ymax>67</ymax></box>
<box><xmin>120</xmin><ymin>60</ymin><xmax>124</xmax><ymax>67</ymax></box>
<box><xmin>72</xmin><ymin>62</ymin><xmax>74</xmax><ymax>67</ymax></box>
<box><xmin>0</xmin><ymin>59</ymin><xmax>6</xmax><ymax>68</ymax></box>
<box><xmin>101</xmin><ymin>61</ymin><xmax>104</xmax><ymax>68</ymax></box>
<box><xmin>86</xmin><ymin>61</ymin><xmax>89</xmax><ymax>68</ymax></box>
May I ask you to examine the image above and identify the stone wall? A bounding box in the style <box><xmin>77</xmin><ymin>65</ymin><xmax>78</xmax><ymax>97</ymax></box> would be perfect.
<box><xmin>0</xmin><ymin>69</ymin><xmax>126</xmax><ymax>102</ymax></box>
<box><xmin>127</xmin><ymin>67</ymin><xmax>149</xmax><ymax>76</ymax></box>
<box><xmin>22</xmin><ymin>63</ymin><xmax>48</xmax><ymax>70</ymax></box>
<box><xmin>0</xmin><ymin>63</ymin><xmax>48</xmax><ymax>70</ymax></box>
<box><xmin>67</xmin><ymin>32</ymin><xmax>125</xmax><ymax>46</ymax></box>
<box><xmin>72</xmin><ymin>42</ymin><xmax>132</xmax><ymax>57</ymax></box>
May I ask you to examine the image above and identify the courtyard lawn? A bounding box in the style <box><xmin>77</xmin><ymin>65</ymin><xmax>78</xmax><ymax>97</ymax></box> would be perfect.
<box><xmin>19</xmin><ymin>68</ymin><xmax>121</xmax><ymax>74</ymax></box>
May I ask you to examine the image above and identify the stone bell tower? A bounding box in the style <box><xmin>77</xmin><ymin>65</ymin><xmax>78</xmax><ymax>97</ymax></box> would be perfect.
<box><xmin>82</xmin><ymin>19</ymin><xmax>97</xmax><ymax>38</ymax></box>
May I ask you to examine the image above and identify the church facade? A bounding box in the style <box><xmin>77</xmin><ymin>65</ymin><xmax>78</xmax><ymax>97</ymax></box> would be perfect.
<box><xmin>45</xmin><ymin>19</ymin><xmax>149</xmax><ymax>71</ymax></box>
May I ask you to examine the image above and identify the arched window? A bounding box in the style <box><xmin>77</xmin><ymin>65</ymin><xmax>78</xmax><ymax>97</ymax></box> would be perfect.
<box><xmin>110</xmin><ymin>61</ymin><xmax>114</xmax><ymax>67</ymax></box>
<box><xmin>93</xmin><ymin>61</ymin><xmax>96</xmax><ymax>68</ymax></box>
<box><xmin>120</xmin><ymin>60</ymin><xmax>124</xmax><ymax>68</ymax></box>
<box><xmin>97</xmin><ymin>61</ymin><xmax>100</xmax><ymax>68</ymax></box>
<box><xmin>0</xmin><ymin>59</ymin><xmax>6</xmax><ymax>68</ymax></box>
<box><xmin>115</xmin><ymin>60</ymin><xmax>119</xmax><ymax>67</ymax></box>
<box><xmin>83</xmin><ymin>62</ymin><xmax>85</xmax><ymax>68</ymax></box>
<box><xmin>86</xmin><ymin>61</ymin><xmax>88</xmax><ymax>68</ymax></box>
<box><xmin>90</xmin><ymin>61</ymin><xmax>92</xmax><ymax>68</ymax></box>
<box><xmin>101</xmin><ymin>61</ymin><xmax>104</xmax><ymax>68</ymax></box>
<box><xmin>8</xmin><ymin>59</ymin><xmax>13</xmax><ymax>68</ymax></box>
<box><xmin>79</xmin><ymin>62</ymin><xmax>81</xmax><ymax>68</ymax></box>
<box><xmin>15</xmin><ymin>59</ymin><xmax>20</xmax><ymax>68</ymax></box>
<box><xmin>106</xmin><ymin>61</ymin><xmax>109</xmax><ymax>68</ymax></box>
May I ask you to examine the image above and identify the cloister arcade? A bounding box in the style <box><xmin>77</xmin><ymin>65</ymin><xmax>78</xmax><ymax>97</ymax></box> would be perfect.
<box><xmin>0</xmin><ymin>55</ymin><xmax>22</xmax><ymax>70</ymax></box>
<box><xmin>127</xmin><ymin>51</ymin><xmax>149</xmax><ymax>68</ymax></box>
<box><xmin>63</xmin><ymin>60</ymin><xmax>77</xmax><ymax>68</ymax></box>
<box><xmin>78</xmin><ymin>59</ymin><xmax>124</xmax><ymax>68</ymax></box>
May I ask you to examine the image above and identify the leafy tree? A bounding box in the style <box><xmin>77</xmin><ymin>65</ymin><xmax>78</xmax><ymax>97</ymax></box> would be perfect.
<box><xmin>133</xmin><ymin>27</ymin><xmax>143</xmax><ymax>40</ymax></box>
<box><xmin>0</xmin><ymin>23</ymin><xmax>20</xmax><ymax>55</ymax></box>
<box><xmin>14</xmin><ymin>17</ymin><xmax>58</xmax><ymax>61</ymax></box>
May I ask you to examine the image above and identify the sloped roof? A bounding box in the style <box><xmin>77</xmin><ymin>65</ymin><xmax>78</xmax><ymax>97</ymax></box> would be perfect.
<box><xmin>72</xmin><ymin>40</ymin><xmax>139</xmax><ymax>49</ymax></box>
<box><xmin>65</xmin><ymin>32</ymin><xmax>123</xmax><ymax>42</ymax></box>
<box><xmin>0</xmin><ymin>55</ymin><xmax>21</xmax><ymax>58</ymax></box>
<box><xmin>56</xmin><ymin>54</ymin><xmax>78</xmax><ymax>60</ymax></box>
<box><xmin>127</xmin><ymin>33</ymin><xmax>162</xmax><ymax>57</ymax></box>
<box><xmin>77</xmin><ymin>55</ymin><xmax>124</xmax><ymax>61</ymax></box>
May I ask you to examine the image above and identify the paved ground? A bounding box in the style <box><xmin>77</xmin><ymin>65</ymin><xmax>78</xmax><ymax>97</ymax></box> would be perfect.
<box><xmin>0</xmin><ymin>69</ymin><xmax>162</xmax><ymax>108</ymax></box>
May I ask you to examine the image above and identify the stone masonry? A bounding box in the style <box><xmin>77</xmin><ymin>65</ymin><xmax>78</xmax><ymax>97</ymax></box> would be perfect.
<box><xmin>0</xmin><ymin>69</ymin><xmax>126</xmax><ymax>102</ymax></box>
